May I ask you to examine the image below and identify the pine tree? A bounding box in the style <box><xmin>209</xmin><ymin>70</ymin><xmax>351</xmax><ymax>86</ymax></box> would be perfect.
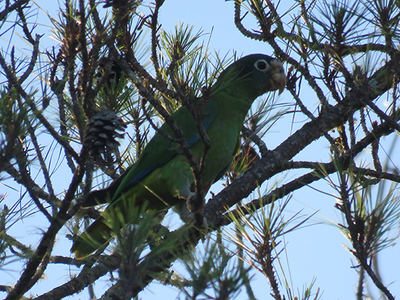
<box><xmin>0</xmin><ymin>1</ymin><xmax>399</xmax><ymax>299</ymax></box>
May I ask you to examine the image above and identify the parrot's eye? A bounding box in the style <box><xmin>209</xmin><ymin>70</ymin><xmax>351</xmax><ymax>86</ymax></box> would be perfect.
<box><xmin>254</xmin><ymin>59</ymin><xmax>269</xmax><ymax>72</ymax></box>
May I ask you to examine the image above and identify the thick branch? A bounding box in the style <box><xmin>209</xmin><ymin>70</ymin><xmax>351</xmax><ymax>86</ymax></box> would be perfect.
<box><xmin>223</xmin><ymin>118</ymin><xmax>397</xmax><ymax>225</ymax></box>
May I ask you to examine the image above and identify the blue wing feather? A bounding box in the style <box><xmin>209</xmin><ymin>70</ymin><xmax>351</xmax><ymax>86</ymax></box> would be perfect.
<box><xmin>107</xmin><ymin>100</ymin><xmax>218</xmax><ymax>202</ymax></box>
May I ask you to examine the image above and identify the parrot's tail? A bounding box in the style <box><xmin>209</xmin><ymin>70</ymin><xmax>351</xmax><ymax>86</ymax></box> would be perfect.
<box><xmin>71</xmin><ymin>217</ymin><xmax>112</xmax><ymax>259</ymax></box>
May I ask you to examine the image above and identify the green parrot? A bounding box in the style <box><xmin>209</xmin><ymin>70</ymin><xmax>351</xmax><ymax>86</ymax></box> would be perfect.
<box><xmin>71</xmin><ymin>54</ymin><xmax>286</xmax><ymax>259</ymax></box>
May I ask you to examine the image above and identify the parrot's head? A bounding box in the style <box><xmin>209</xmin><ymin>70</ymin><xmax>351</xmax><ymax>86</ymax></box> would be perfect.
<box><xmin>216</xmin><ymin>54</ymin><xmax>286</xmax><ymax>98</ymax></box>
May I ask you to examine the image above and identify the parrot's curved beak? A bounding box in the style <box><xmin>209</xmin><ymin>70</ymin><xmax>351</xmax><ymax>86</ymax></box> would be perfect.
<box><xmin>270</xmin><ymin>60</ymin><xmax>286</xmax><ymax>94</ymax></box>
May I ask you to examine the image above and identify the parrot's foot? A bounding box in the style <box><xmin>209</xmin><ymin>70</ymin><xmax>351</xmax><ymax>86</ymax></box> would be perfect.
<box><xmin>174</xmin><ymin>204</ymin><xmax>208</xmax><ymax>229</ymax></box>
<box><xmin>175</xmin><ymin>203</ymin><xmax>194</xmax><ymax>223</ymax></box>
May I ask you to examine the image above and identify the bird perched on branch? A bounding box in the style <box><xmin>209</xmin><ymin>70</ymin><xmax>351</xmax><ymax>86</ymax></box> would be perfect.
<box><xmin>71</xmin><ymin>54</ymin><xmax>286</xmax><ymax>259</ymax></box>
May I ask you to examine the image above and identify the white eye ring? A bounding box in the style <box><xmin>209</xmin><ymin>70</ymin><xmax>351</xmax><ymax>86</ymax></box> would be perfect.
<box><xmin>254</xmin><ymin>59</ymin><xmax>270</xmax><ymax>72</ymax></box>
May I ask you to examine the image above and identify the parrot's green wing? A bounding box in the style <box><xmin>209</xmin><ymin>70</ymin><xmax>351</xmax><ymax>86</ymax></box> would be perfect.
<box><xmin>113</xmin><ymin>100</ymin><xmax>218</xmax><ymax>201</ymax></box>
<box><xmin>84</xmin><ymin>100</ymin><xmax>218</xmax><ymax>207</ymax></box>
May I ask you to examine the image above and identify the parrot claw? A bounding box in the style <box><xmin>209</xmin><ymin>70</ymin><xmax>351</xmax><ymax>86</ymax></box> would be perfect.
<box><xmin>174</xmin><ymin>203</ymin><xmax>208</xmax><ymax>230</ymax></box>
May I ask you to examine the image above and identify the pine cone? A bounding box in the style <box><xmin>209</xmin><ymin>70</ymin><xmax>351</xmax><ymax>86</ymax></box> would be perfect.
<box><xmin>86</xmin><ymin>109</ymin><xmax>127</xmax><ymax>164</ymax></box>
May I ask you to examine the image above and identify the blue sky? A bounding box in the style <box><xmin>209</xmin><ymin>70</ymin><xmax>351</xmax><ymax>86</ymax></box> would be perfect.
<box><xmin>1</xmin><ymin>0</ymin><xmax>400</xmax><ymax>299</ymax></box>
